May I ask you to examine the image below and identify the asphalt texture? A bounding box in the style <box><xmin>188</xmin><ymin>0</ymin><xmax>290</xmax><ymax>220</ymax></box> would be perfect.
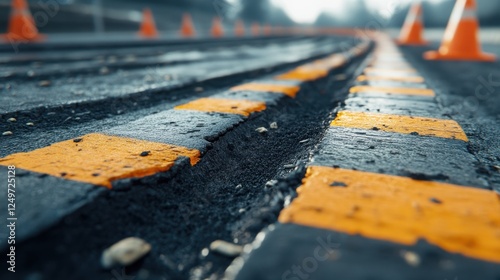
<box><xmin>0</xmin><ymin>35</ymin><xmax>368</xmax><ymax>279</ymax></box>
<box><xmin>233</xmin><ymin>224</ymin><xmax>500</xmax><ymax>280</ymax></box>
<box><xmin>401</xmin><ymin>43</ymin><xmax>500</xmax><ymax>190</ymax></box>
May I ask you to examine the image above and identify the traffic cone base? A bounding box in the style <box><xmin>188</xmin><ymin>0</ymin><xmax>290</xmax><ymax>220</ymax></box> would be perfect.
<box><xmin>424</xmin><ymin>0</ymin><xmax>496</xmax><ymax>62</ymax></box>
<box><xmin>423</xmin><ymin>50</ymin><xmax>496</xmax><ymax>62</ymax></box>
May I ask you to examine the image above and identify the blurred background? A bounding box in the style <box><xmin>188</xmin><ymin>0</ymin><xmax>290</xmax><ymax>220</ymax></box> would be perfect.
<box><xmin>0</xmin><ymin>0</ymin><xmax>499</xmax><ymax>34</ymax></box>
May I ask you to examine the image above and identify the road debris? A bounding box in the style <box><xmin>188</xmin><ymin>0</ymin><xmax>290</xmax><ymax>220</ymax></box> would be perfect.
<box><xmin>38</xmin><ymin>80</ymin><xmax>51</xmax><ymax>87</ymax></box>
<box><xmin>401</xmin><ymin>251</ymin><xmax>420</xmax><ymax>267</ymax></box>
<box><xmin>209</xmin><ymin>240</ymin><xmax>243</xmax><ymax>257</ymax></box>
<box><xmin>2</xmin><ymin>131</ymin><xmax>13</xmax><ymax>136</ymax></box>
<box><xmin>256</xmin><ymin>127</ymin><xmax>268</xmax><ymax>134</ymax></box>
<box><xmin>7</xmin><ymin>118</ymin><xmax>16</xmax><ymax>122</ymax></box>
<box><xmin>101</xmin><ymin>237</ymin><xmax>151</xmax><ymax>269</ymax></box>
<box><xmin>270</xmin><ymin>122</ymin><xmax>278</xmax><ymax>129</ymax></box>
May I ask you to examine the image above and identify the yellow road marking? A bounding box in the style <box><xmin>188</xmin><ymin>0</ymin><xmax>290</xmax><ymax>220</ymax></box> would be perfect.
<box><xmin>175</xmin><ymin>98</ymin><xmax>266</xmax><ymax>116</ymax></box>
<box><xmin>279</xmin><ymin>166</ymin><xmax>500</xmax><ymax>263</ymax></box>
<box><xmin>364</xmin><ymin>67</ymin><xmax>417</xmax><ymax>73</ymax></box>
<box><xmin>350</xmin><ymin>85</ymin><xmax>435</xmax><ymax>96</ymax></box>
<box><xmin>331</xmin><ymin>111</ymin><xmax>468</xmax><ymax>141</ymax></box>
<box><xmin>276</xmin><ymin>68</ymin><xmax>329</xmax><ymax>81</ymax></box>
<box><xmin>230</xmin><ymin>83</ymin><xmax>300</xmax><ymax>98</ymax></box>
<box><xmin>357</xmin><ymin>75</ymin><xmax>425</xmax><ymax>83</ymax></box>
<box><xmin>0</xmin><ymin>133</ymin><xmax>200</xmax><ymax>188</ymax></box>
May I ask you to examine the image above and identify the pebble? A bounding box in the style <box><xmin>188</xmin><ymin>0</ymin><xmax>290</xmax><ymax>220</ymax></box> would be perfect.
<box><xmin>38</xmin><ymin>80</ymin><xmax>51</xmax><ymax>87</ymax></box>
<box><xmin>401</xmin><ymin>251</ymin><xmax>420</xmax><ymax>267</ymax></box>
<box><xmin>7</xmin><ymin>118</ymin><xmax>16</xmax><ymax>122</ymax></box>
<box><xmin>2</xmin><ymin>131</ymin><xmax>13</xmax><ymax>136</ymax></box>
<box><xmin>429</xmin><ymin>197</ymin><xmax>442</xmax><ymax>204</ymax></box>
<box><xmin>26</xmin><ymin>122</ymin><xmax>34</xmax><ymax>126</ymax></box>
<box><xmin>299</xmin><ymin>139</ymin><xmax>309</xmax><ymax>144</ymax></box>
<box><xmin>269</xmin><ymin>122</ymin><xmax>278</xmax><ymax>129</ymax></box>
<box><xmin>332</xmin><ymin>74</ymin><xmax>347</xmax><ymax>81</ymax></box>
<box><xmin>265</xmin><ymin>180</ymin><xmax>278</xmax><ymax>188</ymax></box>
<box><xmin>140</xmin><ymin>151</ymin><xmax>151</xmax><ymax>157</ymax></box>
<box><xmin>100</xmin><ymin>67</ymin><xmax>110</xmax><ymax>74</ymax></box>
<box><xmin>209</xmin><ymin>240</ymin><xmax>243</xmax><ymax>257</ymax></box>
<box><xmin>101</xmin><ymin>237</ymin><xmax>151</xmax><ymax>269</ymax></box>
<box><xmin>255</xmin><ymin>127</ymin><xmax>268</xmax><ymax>134</ymax></box>
<box><xmin>283</xmin><ymin>164</ymin><xmax>296</xmax><ymax>169</ymax></box>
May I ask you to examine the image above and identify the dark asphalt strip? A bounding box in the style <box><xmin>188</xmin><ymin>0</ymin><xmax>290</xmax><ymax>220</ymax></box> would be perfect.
<box><xmin>232</xmin><ymin>224</ymin><xmax>500</xmax><ymax>280</ymax></box>
<box><xmin>0</xmin><ymin>51</ymin><xmax>369</xmax><ymax>280</ymax></box>
<box><xmin>312</xmin><ymin>127</ymin><xmax>488</xmax><ymax>188</ymax></box>
<box><xmin>0</xmin><ymin>38</ymin><xmax>329</xmax><ymax>80</ymax></box>
<box><xmin>0</xmin><ymin>36</ymin><xmax>309</xmax><ymax>65</ymax></box>
<box><xmin>400</xmin><ymin>44</ymin><xmax>500</xmax><ymax>190</ymax></box>
<box><xmin>0</xmin><ymin>35</ymin><xmax>300</xmax><ymax>53</ymax></box>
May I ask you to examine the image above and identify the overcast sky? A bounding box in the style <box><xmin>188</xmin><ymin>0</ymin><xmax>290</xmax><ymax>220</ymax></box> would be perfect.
<box><xmin>269</xmin><ymin>0</ymin><xmax>489</xmax><ymax>24</ymax></box>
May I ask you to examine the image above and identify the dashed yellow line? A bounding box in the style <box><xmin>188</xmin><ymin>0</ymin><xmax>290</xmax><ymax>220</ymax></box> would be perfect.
<box><xmin>230</xmin><ymin>83</ymin><xmax>301</xmax><ymax>98</ymax></box>
<box><xmin>350</xmin><ymin>85</ymin><xmax>435</xmax><ymax>97</ymax></box>
<box><xmin>356</xmin><ymin>75</ymin><xmax>425</xmax><ymax>84</ymax></box>
<box><xmin>175</xmin><ymin>97</ymin><xmax>266</xmax><ymax>116</ymax></box>
<box><xmin>276</xmin><ymin>68</ymin><xmax>329</xmax><ymax>81</ymax></box>
<box><xmin>0</xmin><ymin>133</ymin><xmax>200</xmax><ymax>188</ymax></box>
<box><xmin>331</xmin><ymin>111</ymin><xmax>468</xmax><ymax>141</ymax></box>
<box><xmin>364</xmin><ymin>67</ymin><xmax>417</xmax><ymax>73</ymax></box>
<box><xmin>279</xmin><ymin>166</ymin><xmax>500</xmax><ymax>264</ymax></box>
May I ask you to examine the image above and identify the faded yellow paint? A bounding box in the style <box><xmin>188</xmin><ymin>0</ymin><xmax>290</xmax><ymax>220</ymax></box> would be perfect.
<box><xmin>276</xmin><ymin>68</ymin><xmax>328</xmax><ymax>81</ymax></box>
<box><xmin>364</xmin><ymin>67</ymin><xmax>417</xmax><ymax>73</ymax></box>
<box><xmin>230</xmin><ymin>83</ymin><xmax>300</xmax><ymax>98</ymax></box>
<box><xmin>331</xmin><ymin>111</ymin><xmax>468</xmax><ymax>141</ymax></box>
<box><xmin>0</xmin><ymin>133</ymin><xmax>200</xmax><ymax>188</ymax></box>
<box><xmin>279</xmin><ymin>166</ymin><xmax>500</xmax><ymax>263</ymax></box>
<box><xmin>350</xmin><ymin>85</ymin><xmax>435</xmax><ymax>96</ymax></box>
<box><xmin>356</xmin><ymin>74</ymin><xmax>425</xmax><ymax>83</ymax></box>
<box><xmin>175</xmin><ymin>98</ymin><xmax>266</xmax><ymax>116</ymax></box>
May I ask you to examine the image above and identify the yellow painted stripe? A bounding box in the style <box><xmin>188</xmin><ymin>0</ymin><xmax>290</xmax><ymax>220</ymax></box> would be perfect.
<box><xmin>364</xmin><ymin>67</ymin><xmax>416</xmax><ymax>73</ymax></box>
<box><xmin>275</xmin><ymin>54</ymin><xmax>347</xmax><ymax>82</ymax></box>
<box><xmin>350</xmin><ymin>85</ymin><xmax>435</xmax><ymax>97</ymax></box>
<box><xmin>0</xmin><ymin>133</ymin><xmax>200</xmax><ymax>188</ymax></box>
<box><xmin>276</xmin><ymin>67</ymin><xmax>329</xmax><ymax>81</ymax></box>
<box><xmin>230</xmin><ymin>83</ymin><xmax>300</xmax><ymax>98</ymax></box>
<box><xmin>279</xmin><ymin>167</ymin><xmax>500</xmax><ymax>263</ymax></box>
<box><xmin>331</xmin><ymin>111</ymin><xmax>468</xmax><ymax>141</ymax></box>
<box><xmin>357</xmin><ymin>75</ymin><xmax>425</xmax><ymax>83</ymax></box>
<box><xmin>313</xmin><ymin>54</ymin><xmax>347</xmax><ymax>69</ymax></box>
<box><xmin>175</xmin><ymin>97</ymin><xmax>266</xmax><ymax>116</ymax></box>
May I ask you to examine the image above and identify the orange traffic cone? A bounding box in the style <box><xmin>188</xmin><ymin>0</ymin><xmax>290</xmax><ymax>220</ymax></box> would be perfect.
<box><xmin>179</xmin><ymin>13</ymin><xmax>196</xmax><ymax>38</ymax></box>
<box><xmin>397</xmin><ymin>2</ymin><xmax>427</xmax><ymax>45</ymax></box>
<box><xmin>234</xmin><ymin>20</ymin><xmax>245</xmax><ymax>37</ymax></box>
<box><xmin>251</xmin><ymin>22</ymin><xmax>260</xmax><ymax>36</ymax></box>
<box><xmin>1</xmin><ymin>0</ymin><xmax>45</xmax><ymax>42</ymax></box>
<box><xmin>263</xmin><ymin>24</ymin><xmax>272</xmax><ymax>36</ymax></box>
<box><xmin>138</xmin><ymin>8</ymin><xmax>158</xmax><ymax>38</ymax></box>
<box><xmin>211</xmin><ymin>17</ymin><xmax>224</xmax><ymax>38</ymax></box>
<box><xmin>424</xmin><ymin>0</ymin><xmax>495</xmax><ymax>61</ymax></box>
